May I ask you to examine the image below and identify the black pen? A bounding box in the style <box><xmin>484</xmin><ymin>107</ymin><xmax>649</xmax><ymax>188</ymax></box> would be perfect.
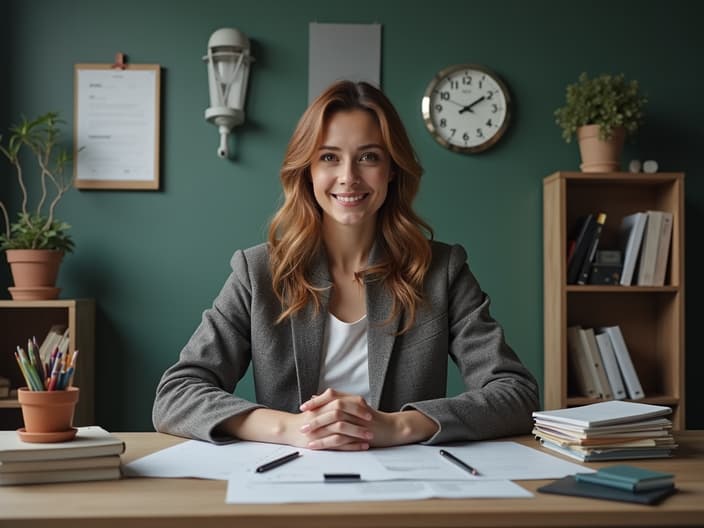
<box><xmin>439</xmin><ymin>449</ymin><xmax>481</xmax><ymax>476</ymax></box>
<box><xmin>255</xmin><ymin>451</ymin><xmax>301</xmax><ymax>473</ymax></box>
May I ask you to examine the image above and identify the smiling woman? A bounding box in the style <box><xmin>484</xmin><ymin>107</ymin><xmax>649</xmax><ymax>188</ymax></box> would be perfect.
<box><xmin>152</xmin><ymin>80</ymin><xmax>539</xmax><ymax>452</ymax></box>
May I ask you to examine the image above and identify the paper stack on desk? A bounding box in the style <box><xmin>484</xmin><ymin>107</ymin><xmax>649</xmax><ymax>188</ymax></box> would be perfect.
<box><xmin>532</xmin><ymin>401</ymin><xmax>677</xmax><ymax>462</ymax></box>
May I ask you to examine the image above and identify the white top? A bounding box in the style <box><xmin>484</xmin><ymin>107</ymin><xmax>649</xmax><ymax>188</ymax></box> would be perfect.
<box><xmin>316</xmin><ymin>312</ymin><xmax>370</xmax><ymax>401</ymax></box>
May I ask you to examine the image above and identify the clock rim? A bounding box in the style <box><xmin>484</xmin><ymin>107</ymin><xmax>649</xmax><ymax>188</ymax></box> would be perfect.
<box><xmin>421</xmin><ymin>63</ymin><xmax>512</xmax><ymax>154</ymax></box>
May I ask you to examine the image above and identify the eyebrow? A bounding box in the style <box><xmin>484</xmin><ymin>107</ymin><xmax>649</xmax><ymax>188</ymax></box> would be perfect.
<box><xmin>318</xmin><ymin>143</ymin><xmax>385</xmax><ymax>151</ymax></box>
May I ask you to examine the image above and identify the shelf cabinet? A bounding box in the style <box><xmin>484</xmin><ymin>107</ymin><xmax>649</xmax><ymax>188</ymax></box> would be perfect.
<box><xmin>0</xmin><ymin>299</ymin><xmax>95</xmax><ymax>428</ymax></box>
<box><xmin>543</xmin><ymin>172</ymin><xmax>685</xmax><ymax>428</ymax></box>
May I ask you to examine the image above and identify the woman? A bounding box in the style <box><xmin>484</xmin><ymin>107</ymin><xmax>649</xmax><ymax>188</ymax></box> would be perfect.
<box><xmin>153</xmin><ymin>81</ymin><xmax>538</xmax><ymax>450</ymax></box>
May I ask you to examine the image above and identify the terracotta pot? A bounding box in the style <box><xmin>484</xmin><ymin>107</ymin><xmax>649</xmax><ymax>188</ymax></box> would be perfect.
<box><xmin>5</xmin><ymin>249</ymin><xmax>63</xmax><ymax>300</ymax></box>
<box><xmin>17</xmin><ymin>387</ymin><xmax>79</xmax><ymax>443</ymax></box>
<box><xmin>577</xmin><ymin>124</ymin><xmax>626</xmax><ymax>172</ymax></box>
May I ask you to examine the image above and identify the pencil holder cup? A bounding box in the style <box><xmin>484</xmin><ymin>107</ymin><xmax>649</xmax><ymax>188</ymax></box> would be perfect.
<box><xmin>17</xmin><ymin>387</ymin><xmax>79</xmax><ymax>443</ymax></box>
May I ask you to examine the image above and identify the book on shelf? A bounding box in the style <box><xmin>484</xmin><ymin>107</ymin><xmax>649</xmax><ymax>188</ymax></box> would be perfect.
<box><xmin>0</xmin><ymin>466</ymin><xmax>121</xmax><ymax>486</ymax></box>
<box><xmin>594</xmin><ymin>332</ymin><xmax>627</xmax><ymax>400</ymax></box>
<box><xmin>637</xmin><ymin>211</ymin><xmax>668</xmax><ymax>286</ymax></box>
<box><xmin>576</xmin><ymin>213</ymin><xmax>607</xmax><ymax>285</ymax></box>
<box><xmin>566</xmin><ymin>326</ymin><xmax>598</xmax><ymax>398</ymax></box>
<box><xmin>652</xmin><ymin>211</ymin><xmax>673</xmax><ymax>286</ymax></box>
<box><xmin>618</xmin><ymin>212</ymin><xmax>647</xmax><ymax>286</ymax></box>
<box><xmin>600</xmin><ymin>326</ymin><xmax>645</xmax><ymax>400</ymax></box>
<box><xmin>38</xmin><ymin>324</ymin><xmax>69</xmax><ymax>364</ymax></box>
<box><xmin>580</xmin><ymin>328</ymin><xmax>612</xmax><ymax>399</ymax></box>
<box><xmin>574</xmin><ymin>464</ymin><xmax>674</xmax><ymax>493</ymax></box>
<box><xmin>567</xmin><ymin>214</ymin><xmax>596</xmax><ymax>284</ymax></box>
<box><xmin>0</xmin><ymin>426</ymin><xmax>124</xmax><ymax>462</ymax></box>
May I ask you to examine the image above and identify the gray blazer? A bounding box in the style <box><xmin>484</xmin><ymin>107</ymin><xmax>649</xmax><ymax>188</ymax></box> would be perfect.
<box><xmin>153</xmin><ymin>241</ymin><xmax>539</xmax><ymax>444</ymax></box>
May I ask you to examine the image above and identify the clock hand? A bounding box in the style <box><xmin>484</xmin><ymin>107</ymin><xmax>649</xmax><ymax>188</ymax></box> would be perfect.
<box><xmin>458</xmin><ymin>95</ymin><xmax>486</xmax><ymax>114</ymax></box>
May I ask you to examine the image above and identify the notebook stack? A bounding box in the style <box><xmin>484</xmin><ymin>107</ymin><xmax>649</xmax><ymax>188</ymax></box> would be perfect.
<box><xmin>0</xmin><ymin>426</ymin><xmax>124</xmax><ymax>485</ymax></box>
<box><xmin>539</xmin><ymin>465</ymin><xmax>677</xmax><ymax>505</ymax></box>
<box><xmin>532</xmin><ymin>400</ymin><xmax>677</xmax><ymax>462</ymax></box>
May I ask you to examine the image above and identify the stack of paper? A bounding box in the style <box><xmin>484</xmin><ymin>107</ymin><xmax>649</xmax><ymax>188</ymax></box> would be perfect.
<box><xmin>532</xmin><ymin>401</ymin><xmax>677</xmax><ymax>462</ymax></box>
<box><xmin>0</xmin><ymin>426</ymin><xmax>124</xmax><ymax>485</ymax></box>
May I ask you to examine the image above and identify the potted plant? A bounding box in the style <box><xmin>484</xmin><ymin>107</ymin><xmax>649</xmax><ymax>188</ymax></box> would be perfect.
<box><xmin>554</xmin><ymin>72</ymin><xmax>647</xmax><ymax>172</ymax></box>
<box><xmin>0</xmin><ymin>112</ymin><xmax>75</xmax><ymax>300</ymax></box>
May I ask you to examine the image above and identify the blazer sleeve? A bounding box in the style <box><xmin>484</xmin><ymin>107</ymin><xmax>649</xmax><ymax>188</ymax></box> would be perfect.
<box><xmin>402</xmin><ymin>244</ymin><xmax>540</xmax><ymax>443</ymax></box>
<box><xmin>152</xmin><ymin>250</ymin><xmax>265</xmax><ymax>443</ymax></box>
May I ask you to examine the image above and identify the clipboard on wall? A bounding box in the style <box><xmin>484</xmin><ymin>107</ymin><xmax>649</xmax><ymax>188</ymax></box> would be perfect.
<box><xmin>73</xmin><ymin>54</ymin><xmax>161</xmax><ymax>190</ymax></box>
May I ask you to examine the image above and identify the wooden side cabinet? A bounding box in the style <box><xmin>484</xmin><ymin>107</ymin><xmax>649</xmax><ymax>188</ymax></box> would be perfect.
<box><xmin>543</xmin><ymin>172</ymin><xmax>685</xmax><ymax>429</ymax></box>
<box><xmin>0</xmin><ymin>299</ymin><xmax>95</xmax><ymax>428</ymax></box>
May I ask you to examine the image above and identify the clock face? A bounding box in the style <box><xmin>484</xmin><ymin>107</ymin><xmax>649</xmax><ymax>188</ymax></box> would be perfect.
<box><xmin>421</xmin><ymin>64</ymin><xmax>512</xmax><ymax>153</ymax></box>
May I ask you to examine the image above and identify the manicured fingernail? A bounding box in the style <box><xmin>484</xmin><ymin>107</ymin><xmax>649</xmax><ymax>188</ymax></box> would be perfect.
<box><xmin>300</xmin><ymin>423</ymin><xmax>311</xmax><ymax>433</ymax></box>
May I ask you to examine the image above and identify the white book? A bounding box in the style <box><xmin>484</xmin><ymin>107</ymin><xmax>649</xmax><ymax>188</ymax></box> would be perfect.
<box><xmin>580</xmin><ymin>328</ymin><xmax>612</xmax><ymax>400</ymax></box>
<box><xmin>637</xmin><ymin>211</ymin><xmax>665</xmax><ymax>286</ymax></box>
<box><xmin>652</xmin><ymin>212</ymin><xmax>673</xmax><ymax>286</ymax></box>
<box><xmin>0</xmin><ymin>467</ymin><xmax>121</xmax><ymax>486</ymax></box>
<box><xmin>595</xmin><ymin>332</ymin><xmax>627</xmax><ymax>400</ymax></box>
<box><xmin>532</xmin><ymin>400</ymin><xmax>671</xmax><ymax>428</ymax></box>
<box><xmin>601</xmin><ymin>326</ymin><xmax>645</xmax><ymax>400</ymax></box>
<box><xmin>0</xmin><ymin>454</ymin><xmax>121</xmax><ymax>473</ymax></box>
<box><xmin>619</xmin><ymin>212</ymin><xmax>647</xmax><ymax>286</ymax></box>
<box><xmin>0</xmin><ymin>426</ymin><xmax>124</xmax><ymax>462</ymax></box>
<box><xmin>566</xmin><ymin>326</ymin><xmax>597</xmax><ymax>398</ymax></box>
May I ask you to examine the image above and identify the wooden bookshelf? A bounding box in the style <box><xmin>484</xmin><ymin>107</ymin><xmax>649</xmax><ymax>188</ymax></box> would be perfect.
<box><xmin>0</xmin><ymin>299</ymin><xmax>95</xmax><ymax>428</ymax></box>
<box><xmin>543</xmin><ymin>172</ymin><xmax>685</xmax><ymax>428</ymax></box>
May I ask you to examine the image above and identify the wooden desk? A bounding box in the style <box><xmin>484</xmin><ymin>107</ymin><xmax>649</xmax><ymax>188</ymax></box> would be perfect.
<box><xmin>0</xmin><ymin>432</ymin><xmax>702</xmax><ymax>528</ymax></box>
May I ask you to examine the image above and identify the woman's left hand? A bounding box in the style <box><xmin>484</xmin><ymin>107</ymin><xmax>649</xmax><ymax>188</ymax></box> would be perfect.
<box><xmin>300</xmin><ymin>388</ymin><xmax>439</xmax><ymax>449</ymax></box>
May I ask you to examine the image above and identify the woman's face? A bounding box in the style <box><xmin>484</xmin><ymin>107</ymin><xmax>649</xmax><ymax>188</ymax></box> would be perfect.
<box><xmin>310</xmin><ymin>109</ymin><xmax>392</xmax><ymax>230</ymax></box>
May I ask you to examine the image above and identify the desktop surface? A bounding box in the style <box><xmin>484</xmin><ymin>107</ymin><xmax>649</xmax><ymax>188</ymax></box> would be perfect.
<box><xmin>0</xmin><ymin>431</ymin><xmax>702</xmax><ymax>528</ymax></box>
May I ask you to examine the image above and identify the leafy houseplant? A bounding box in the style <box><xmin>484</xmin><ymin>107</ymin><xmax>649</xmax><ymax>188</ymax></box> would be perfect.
<box><xmin>554</xmin><ymin>72</ymin><xmax>647</xmax><ymax>143</ymax></box>
<box><xmin>554</xmin><ymin>73</ymin><xmax>647</xmax><ymax>172</ymax></box>
<box><xmin>0</xmin><ymin>112</ymin><xmax>75</xmax><ymax>299</ymax></box>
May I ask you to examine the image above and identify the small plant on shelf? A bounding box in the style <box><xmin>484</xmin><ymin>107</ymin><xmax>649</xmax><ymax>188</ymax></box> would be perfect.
<box><xmin>0</xmin><ymin>112</ymin><xmax>75</xmax><ymax>252</ymax></box>
<box><xmin>554</xmin><ymin>72</ymin><xmax>647</xmax><ymax>143</ymax></box>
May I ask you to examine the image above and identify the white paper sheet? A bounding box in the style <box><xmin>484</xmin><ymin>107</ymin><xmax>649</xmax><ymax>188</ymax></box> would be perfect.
<box><xmin>124</xmin><ymin>439</ymin><xmax>590</xmax><ymax>482</ymax></box>
<box><xmin>226</xmin><ymin>478</ymin><xmax>533</xmax><ymax>504</ymax></box>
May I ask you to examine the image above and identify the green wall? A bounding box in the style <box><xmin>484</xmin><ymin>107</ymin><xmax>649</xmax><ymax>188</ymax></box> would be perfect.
<box><xmin>3</xmin><ymin>0</ymin><xmax>703</xmax><ymax>431</ymax></box>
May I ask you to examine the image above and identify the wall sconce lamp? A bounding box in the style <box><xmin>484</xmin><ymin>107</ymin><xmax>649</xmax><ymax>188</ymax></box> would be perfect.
<box><xmin>203</xmin><ymin>28</ymin><xmax>255</xmax><ymax>159</ymax></box>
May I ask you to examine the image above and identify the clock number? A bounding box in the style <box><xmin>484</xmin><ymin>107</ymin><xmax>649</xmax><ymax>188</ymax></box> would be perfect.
<box><xmin>462</xmin><ymin>132</ymin><xmax>470</xmax><ymax>142</ymax></box>
<box><xmin>462</xmin><ymin>75</ymin><xmax>472</xmax><ymax>85</ymax></box>
<box><xmin>449</xmin><ymin>80</ymin><xmax>459</xmax><ymax>90</ymax></box>
<box><xmin>439</xmin><ymin>118</ymin><xmax>447</xmax><ymax>128</ymax></box>
<box><xmin>478</xmin><ymin>76</ymin><xmax>485</xmax><ymax>89</ymax></box>
<box><xmin>434</xmin><ymin>104</ymin><xmax>443</xmax><ymax>113</ymax></box>
<box><xmin>476</xmin><ymin>128</ymin><xmax>484</xmax><ymax>138</ymax></box>
<box><xmin>486</xmin><ymin>118</ymin><xmax>493</xmax><ymax>128</ymax></box>
<box><xmin>449</xmin><ymin>128</ymin><xmax>457</xmax><ymax>137</ymax></box>
<box><xmin>491</xmin><ymin>103</ymin><xmax>499</xmax><ymax>113</ymax></box>
<box><xmin>440</xmin><ymin>91</ymin><xmax>450</xmax><ymax>100</ymax></box>
<box><xmin>486</xmin><ymin>90</ymin><xmax>494</xmax><ymax>100</ymax></box>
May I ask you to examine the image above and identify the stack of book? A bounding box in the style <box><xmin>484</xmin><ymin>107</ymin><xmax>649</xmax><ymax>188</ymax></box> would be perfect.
<box><xmin>532</xmin><ymin>400</ymin><xmax>677</xmax><ymax>462</ymax></box>
<box><xmin>539</xmin><ymin>464</ymin><xmax>676</xmax><ymax>505</ymax></box>
<box><xmin>567</xmin><ymin>325</ymin><xmax>643</xmax><ymax>401</ymax></box>
<box><xmin>0</xmin><ymin>426</ymin><xmax>124</xmax><ymax>485</ymax></box>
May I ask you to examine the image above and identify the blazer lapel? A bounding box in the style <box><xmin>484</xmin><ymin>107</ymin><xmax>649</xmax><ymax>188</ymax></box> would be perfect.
<box><xmin>366</xmin><ymin>242</ymin><xmax>401</xmax><ymax>409</ymax></box>
<box><xmin>290</xmin><ymin>249</ymin><xmax>331</xmax><ymax>406</ymax></box>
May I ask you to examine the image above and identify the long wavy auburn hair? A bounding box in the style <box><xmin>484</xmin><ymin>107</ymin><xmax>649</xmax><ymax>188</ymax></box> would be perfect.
<box><xmin>268</xmin><ymin>81</ymin><xmax>433</xmax><ymax>334</ymax></box>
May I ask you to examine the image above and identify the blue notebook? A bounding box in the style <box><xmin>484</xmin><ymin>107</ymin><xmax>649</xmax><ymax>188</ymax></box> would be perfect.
<box><xmin>575</xmin><ymin>465</ymin><xmax>674</xmax><ymax>492</ymax></box>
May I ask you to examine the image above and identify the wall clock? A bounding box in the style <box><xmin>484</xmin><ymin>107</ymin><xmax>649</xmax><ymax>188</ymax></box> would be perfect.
<box><xmin>421</xmin><ymin>64</ymin><xmax>512</xmax><ymax>153</ymax></box>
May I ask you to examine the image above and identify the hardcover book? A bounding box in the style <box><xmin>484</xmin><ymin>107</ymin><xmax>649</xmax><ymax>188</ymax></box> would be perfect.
<box><xmin>575</xmin><ymin>465</ymin><xmax>674</xmax><ymax>492</ymax></box>
<box><xmin>0</xmin><ymin>426</ymin><xmax>124</xmax><ymax>462</ymax></box>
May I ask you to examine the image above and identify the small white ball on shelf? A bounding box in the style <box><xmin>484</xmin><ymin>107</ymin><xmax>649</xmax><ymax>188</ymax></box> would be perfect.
<box><xmin>629</xmin><ymin>159</ymin><xmax>642</xmax><ymax>173</ymax></box>
<box><xmin>643</xmin><ymin>160</ymin><xmax>659</xmax><ymax>173</ymax></box>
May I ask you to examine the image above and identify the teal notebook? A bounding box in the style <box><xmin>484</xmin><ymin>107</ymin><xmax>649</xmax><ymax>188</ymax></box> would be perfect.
<box><xmin>538</xmin><ymin>476</ymin><xmax>677</xmax><ymax>505</ymax></box>
<box><xmin>575</xmin><ymin>465</ymin><xmax>674</xmax><ymax>492</ymax></box>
